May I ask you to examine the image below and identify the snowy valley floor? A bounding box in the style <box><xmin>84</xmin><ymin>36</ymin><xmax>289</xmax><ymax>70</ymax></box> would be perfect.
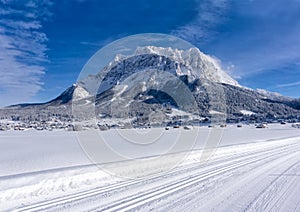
<box><xmin>0</xmin><ymin>124</ymin><xmax>300</xmax><ymax>211</ymax></box>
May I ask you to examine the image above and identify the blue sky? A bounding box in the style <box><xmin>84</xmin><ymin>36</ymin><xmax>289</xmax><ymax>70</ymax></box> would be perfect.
<box><xmin>0</xmin><ymin>0</ymin><xmax>300</xmax><ymax>106</ymax></box>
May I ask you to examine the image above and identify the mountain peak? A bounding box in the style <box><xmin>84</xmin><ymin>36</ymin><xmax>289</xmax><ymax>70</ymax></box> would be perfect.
<box><xmin>78</xmin><ymin>46</ymin><xmax>240</xmax><ymax>96</ymax></box>
<box><xmin>134</xmin><ymin>46</ymin><xmax>239</xmax><ymax>87</ymax></box>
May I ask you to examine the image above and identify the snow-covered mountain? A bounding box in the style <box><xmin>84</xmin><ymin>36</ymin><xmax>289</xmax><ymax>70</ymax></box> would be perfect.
<box><xmin>75</xmin><ymin>46</ymin><xmax>239</xmax><ymax>98</ymax></box>
<box><xmin>3</xmin><ymin>46</ymin><xmax>300</xmax><ymax>124</ymax></box>
<box><xmin>134</xmin><ymin>46</ymin><xmax>239</xmax><ymax>86</ymax></box>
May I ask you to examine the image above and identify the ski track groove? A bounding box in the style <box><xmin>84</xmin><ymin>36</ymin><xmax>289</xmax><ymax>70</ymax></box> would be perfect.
<box><xmin>267</xmin><ymin>164</ymin><xmax>300</xmax><ymax>212</ymax></box>
<box><xmin>244</xmin><ymin>160</ymin><xmax>300</xmax><ymax>212</ymax></box>
<box><xmin>295</xmin><ymin>200</ymin><xmax>300</xmax><ymax>212</ymax></box>
<box><xmin>158</xmin><ymin>146</ymin><xmax>300</xmax><ymax>212</ymax></box>
<box><xmin>95</xmin><ymin>141</ymin><xmax>300</xmax><ymax>212</ymax></box>
<box><xmin>12</xmin><ymin>141</ymin><xmax>279</xmax><ymax>212</ymax></box>
<box><xmin>11</xmin><ymin>139</ymin><xmax>300</xmax><ymax>212</ymax></box>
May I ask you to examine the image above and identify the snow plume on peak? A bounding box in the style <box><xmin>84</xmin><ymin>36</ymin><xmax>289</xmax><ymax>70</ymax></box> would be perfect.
<box><xmin>134</xmin><ymin>46</ymin><xmax>240</xmax><ymax>87</ymax></box>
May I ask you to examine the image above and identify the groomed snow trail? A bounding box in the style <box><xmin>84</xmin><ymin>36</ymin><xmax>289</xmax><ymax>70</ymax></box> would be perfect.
<box><xmin>8</xmin><ymin>136</ymin><xmax>300</xmax><ymax>212</ymax></box>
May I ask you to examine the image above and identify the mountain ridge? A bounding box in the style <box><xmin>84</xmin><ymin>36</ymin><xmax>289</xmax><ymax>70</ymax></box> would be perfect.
<box><xmin>2</xmin><ymin>46</ymin><xmax>300</xmax><ymax>126</ymax></box>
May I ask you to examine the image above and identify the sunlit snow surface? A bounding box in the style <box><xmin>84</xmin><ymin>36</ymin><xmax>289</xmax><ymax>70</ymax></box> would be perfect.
<box><xmin>1</xmin><ymin>124</ymin><xmax>300</xmax><ymax>211</ymax></box>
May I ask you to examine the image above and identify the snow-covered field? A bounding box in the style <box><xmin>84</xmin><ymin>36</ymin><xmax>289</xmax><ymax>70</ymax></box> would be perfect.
<box><xmin>0</xmin><ymin>124</ymin><xmax>300</xmax><ymax>211</ymax></box>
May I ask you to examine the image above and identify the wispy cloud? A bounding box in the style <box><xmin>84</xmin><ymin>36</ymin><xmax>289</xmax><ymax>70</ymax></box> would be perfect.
<box><xmin>171</xmin><ymin>0</ymin><xmax>231</xmax><ymax>78</ymax></box>
<box><xmin>226</xmin><ymin>0</ymin><xmax>300</xmax><ymax>78</ymax></box>
<box><xmin>276</xmin><ymin>81</ymin><xmax>300</xmax><ymax>88</ymax></box>
<box><xmin>172</xmin><ymin>0</ymin><xmax>300</xmax><ymax>88</ymax></box>
<box><xmin>0</xmin><ymin>0</ymin><xmax>52</xmax><ymax>106</ymax></box>
<box><xmin>172</xmin><ymin>0</ymin><xmax>229</xmax><ymax>45</ymax></box>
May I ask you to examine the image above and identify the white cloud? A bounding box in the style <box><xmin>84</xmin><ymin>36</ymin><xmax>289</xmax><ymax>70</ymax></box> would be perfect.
<box><xmin>172</xmin><ymin>0</ymin><xmax>229</xmax><ymax>45</ymax></box>
<box><xmin>0</xmin><ymin>0</ymin><xmax>52</xmax><ymax>106</ymax></box>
